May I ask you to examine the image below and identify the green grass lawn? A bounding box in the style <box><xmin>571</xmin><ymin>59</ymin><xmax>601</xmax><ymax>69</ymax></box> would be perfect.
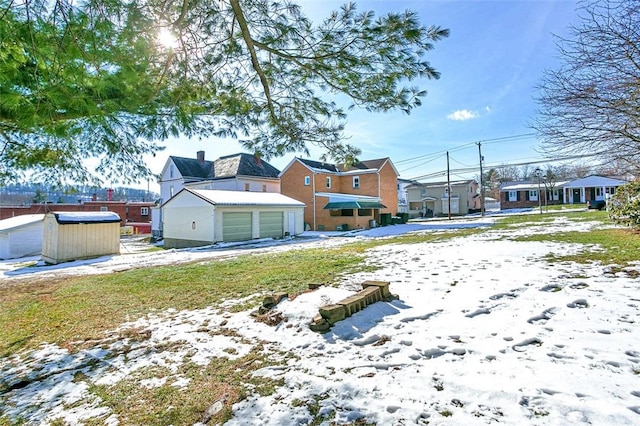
<box><xmin>1</xmin><ymin>210</ymin><xmax>639</xmax><ymax>425</ymax></box>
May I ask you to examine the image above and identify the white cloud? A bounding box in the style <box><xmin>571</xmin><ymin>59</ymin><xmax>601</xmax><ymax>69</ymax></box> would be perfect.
<box><xmin>446</xmin><ymin>109</ymin><xmax>480</xmax><ymax>121</ymax></box>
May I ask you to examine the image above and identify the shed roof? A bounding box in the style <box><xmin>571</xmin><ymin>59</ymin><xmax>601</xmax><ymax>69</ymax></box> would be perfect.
<box><xmin>181</xmin><ymin>189</ymin><xmax>305</xmax><ymax>207</ymax></box>
<box><xmin>0</xmin><ymin>214</ymin><xmax>45</xmax><ymax>232</ymax></box>
<box><xmin>50</xmin><ymin>211</ymin><xmax>122</xmax><ymax>224</ymax></box>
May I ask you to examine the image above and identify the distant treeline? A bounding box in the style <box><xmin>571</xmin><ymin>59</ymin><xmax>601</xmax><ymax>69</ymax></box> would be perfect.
<box><xmin>0</xmin><ymin>184</ymin><xmax>159</xmax><ymax>206</ymax></box>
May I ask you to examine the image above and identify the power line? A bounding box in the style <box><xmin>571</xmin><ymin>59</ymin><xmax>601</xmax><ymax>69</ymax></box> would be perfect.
<box><xmin>407</xmin><ymin>151</ymin><xmax>608</xmax><ymax>182</ymax></box>
<box><xmin>396</xmin><ymin>133</ymin><xmax>537</xmax><ymax>173</ymax></box>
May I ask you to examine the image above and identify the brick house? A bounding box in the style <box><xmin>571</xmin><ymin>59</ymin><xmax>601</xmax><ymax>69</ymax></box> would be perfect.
<box><xmin>499</xmin><ymin>181</ymin><xmax>556</xmax><ymax>209</ymax></box>
<box><xmin>500</xmin><ymin>175</ymin><xmax>628</xmax><ymax>209</ymax></box>
<box><xmin>279</xmin><ymin>158</ymin><xmax>398</xmax><ymax>231</ymax></box>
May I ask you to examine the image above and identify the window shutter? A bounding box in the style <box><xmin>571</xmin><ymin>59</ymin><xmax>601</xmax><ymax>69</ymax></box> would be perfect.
<box><xmin>525</xmin><ymin>191</ymin><xmax>529</xmax><ymax>201</ymax></box>
<box><xmin>517</xmin><ymin>191</ymin><xmax>521</xmax><ymax>201</ymax></box>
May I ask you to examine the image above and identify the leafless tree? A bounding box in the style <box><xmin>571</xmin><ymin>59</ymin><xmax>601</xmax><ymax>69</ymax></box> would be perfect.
<box><xmin>533</xmin><ymin>0</ymin><xmax>640</xmax><ymax>176</ymax></box>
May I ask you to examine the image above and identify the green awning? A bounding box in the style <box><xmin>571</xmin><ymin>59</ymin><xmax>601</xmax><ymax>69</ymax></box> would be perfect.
<box><xmin>323</xmin><ymin>201</ymin><xmax>387</xmax><ymax>210</ymax></box>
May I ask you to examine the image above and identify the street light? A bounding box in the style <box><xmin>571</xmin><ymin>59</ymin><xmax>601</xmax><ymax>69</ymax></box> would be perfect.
<box><xmin>534</xmin><ymin>167</ymin><xmax>542</xmax><ymax>214</ymax></box>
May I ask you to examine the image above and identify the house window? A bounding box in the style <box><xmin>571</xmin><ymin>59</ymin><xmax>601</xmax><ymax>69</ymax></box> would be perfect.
<box><xmin>358</xmin><ymin>209</ymin><xmax>372</xmax><ymax>216</ymax></box>
<box><xmin>549</xmin><ymin>189</ymin><xmax>560</xmax><ymax>201</ymax></box>
<box><xmin>329</xmin><ymin>209</ymin><xmax>353</xmax><ymax>217</ymax></box>
<box><xmin>262</xmin><ymin>184</ymin><xmax>267</xmax><ymax>192</ymax></box>
<box><xmin>596</xmin><ymin>187</ymin><xmax>604</xmax><ymax>197</ymax></box>
<box><xmin>353</xmin><ymin>176</ymin><xmax>360</xmax><ymax>189</ymax></box>
<box><xmin>244</xmin><ymin>183</ymin><xmax>250</xmax><ymax>191</ymax></box>
<box><xmin>141</xmin><ymin>207</ymin><xmax>149</xmax><ymax>216</ymax></box>
<box><xmin>100</xmin><ymin>206</ymin><xmax>108</xmax><ymax>212</ymax></box>
<box><xmin>326</xmin><ymin>177</ymin><xmax>331</xmax><ymax>189</ymax></box>
<box><xmin>304</xmin><ymin>176</ymin><xmax>311</xmax><ymax>186</ymax></box>
<box><xmin>508</xmin><ymin>191</ymin><xmax>517</xmax><ymax>202</ymax></box>
<box><xmin>170</xmin><ymin>186</ymin><xmax>174</xmax><ymax>197</ymax></box>
<box><xmin>169</xmin><ymin>165</ymin><xmax>174</xmax><ymax>178</ymax></box>
<box><xmin>529</xmin><ymin>190</ymin><xmax>538</xmax><ymax>201</ymax></box>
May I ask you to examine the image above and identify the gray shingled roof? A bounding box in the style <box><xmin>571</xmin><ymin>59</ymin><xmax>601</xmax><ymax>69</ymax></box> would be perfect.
<box><xmin>170</xmin><ymin>153</ymin><xmax>280</xmax><ymax>180</ymax></box>
<box><xmin>298</xmin><ymin>157</ymin><xmax>390</xmax><ymax>173</ymax></box>
<box><xmin>297</xmin><ymin>158</ymin><xmax>340</xmax><ymax>172</ymax></box>
<box><xmin>338</xmin><ymin>158</ymin><xmax>388</xmax><ymax>172</ymax></box>
<box><xmin>213</xmin><ymin>153</ymin><xmax>280</xmax><ymax>179</ymax></box>
<box><xmin>170</xmin><ymin>156</ymin><xmax>214</xmax><ymax>180</ymax></box>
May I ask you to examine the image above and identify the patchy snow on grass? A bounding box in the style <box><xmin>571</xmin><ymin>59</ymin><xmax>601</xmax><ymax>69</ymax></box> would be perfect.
<box><xmin>2</xmin><ymin>214</ymin><xmax>640</xmax><ymax>425</ymax></box>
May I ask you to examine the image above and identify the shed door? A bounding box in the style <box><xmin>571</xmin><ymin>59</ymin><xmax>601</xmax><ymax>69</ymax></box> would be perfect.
<box><xmin>222</xmin><ymin>212</ymin><xmax>252</xmax><ymax>242</ymax></box>
<box><xmin>259</xmin><ymin>212</ymin><xmax>283</xmax><ymax>239</ymax></box>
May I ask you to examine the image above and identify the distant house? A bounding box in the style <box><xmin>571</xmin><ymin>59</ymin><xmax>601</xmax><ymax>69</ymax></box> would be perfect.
<box><xmin>0</xmin><ymin>214</ymin><xmax>45</xmax><ymax>260</ymax></box>
<box><xmin>156</xmin><ymin>151</ymin><xmax>282</xmax><ymax>238</ymax></box>
<box><xmin>161</xmin><ymin>188</ymin><xmax>305</xmax><ymax>248</ymax></box>
<box><xmin>279</xmin><ymin>157</ymin><xmax>398</xmax><ymax>231</ymax></box>
<box><xmin>499</xmin><ymin>181</ymin><xmax>564</xmax><ymax>210</ymax></box>
<box><xmin>499</xmin><ymin>175</ymin><xmax>628</xmax><ymax>209</ymax></box>
<box><xmin>562</xmin><ymin>175</ymin><xmax>628</xmax><ymax>205</ymax></box>
<box><xmin>158</xmin><ymin>151</ymin><xmax>281</xmax><ymax>202</ymax></box>
<box><xmin>405</xmin><ymin>180</ymin><xmax>480</xmax><ymax>218</ymax></box>
<box><xmin>397</xmin><ymin>178</ymin><xmax>415</xmax><ymax>214</ymax></box>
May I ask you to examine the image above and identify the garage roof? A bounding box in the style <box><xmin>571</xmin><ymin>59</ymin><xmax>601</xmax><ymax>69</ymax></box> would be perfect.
<box><xmin>183</xmin><ymin>189</ymin><xmax>305</xmax><ymax>207</ymax></box>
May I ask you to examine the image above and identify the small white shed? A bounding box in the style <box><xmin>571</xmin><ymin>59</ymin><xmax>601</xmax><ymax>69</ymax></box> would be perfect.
<box><xmin>42</xmin><ymin>211</ymin><xmax>121</xmax><ymax>264</ymax></box>
<box><xmin>0</xmin><ymin>214</ymin><xmax>45</xmax><ymax>260</ymax></box>
<box><xmin>162</xmin><ymin>188</ymin><xmax>306</xmax><ymax>248</ymax></box>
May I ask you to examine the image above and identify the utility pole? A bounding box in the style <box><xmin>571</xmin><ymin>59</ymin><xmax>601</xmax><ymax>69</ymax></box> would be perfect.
<box><xmin>477</xmin><ymin>142</ymin><xmax>485</xmax><ymax>217</ymax></box>
<box><xmin>446</xmin><ymin>151</ymin><xmax>451</xmax><ymax>220</ymax></box>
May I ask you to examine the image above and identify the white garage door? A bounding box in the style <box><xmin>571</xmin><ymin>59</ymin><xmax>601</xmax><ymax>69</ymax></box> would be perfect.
<box><xmin>222</xmin><ymin>212</ymin><xmax>252</xmax><ymax>242</ymax></box>
<box><xmin>259</xmin><ymin>212</ymin><xmax>283</xmax><ymax>239</ymax></box>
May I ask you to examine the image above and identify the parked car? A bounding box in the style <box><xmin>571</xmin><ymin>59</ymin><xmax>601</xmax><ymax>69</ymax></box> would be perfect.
<box><xmin>587</xmin><ymin>200</ymin><xmax>606</xmax><ymax>210</ymax></box>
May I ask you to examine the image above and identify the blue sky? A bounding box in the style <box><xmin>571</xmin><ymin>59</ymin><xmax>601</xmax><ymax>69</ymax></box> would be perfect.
<box><xmin>143</xmin><ymin>0</ymin><xmax>581</xmax><ymax>190</ymax></box>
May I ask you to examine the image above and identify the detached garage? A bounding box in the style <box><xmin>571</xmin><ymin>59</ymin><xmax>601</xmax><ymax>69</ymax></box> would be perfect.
<box><xmin>0</xmin><ymin>214</ymin><xmax>45</xmax><ymax>260</ymax></box>
<box><xmin>162</xmin><ymin>188</ymin><xmax>305</xmax><ymax>248</ymax></box>
<box><xmin>42</xmin><ymin>211</ymin><xmax>121</xmax><ymax>264</ymax></box>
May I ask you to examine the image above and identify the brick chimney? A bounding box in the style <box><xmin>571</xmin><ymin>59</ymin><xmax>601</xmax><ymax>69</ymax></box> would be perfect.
<box><xmin>197</xmin><ymin>150</ymin><xmax>205</xmax><ymax>164</ymax></box>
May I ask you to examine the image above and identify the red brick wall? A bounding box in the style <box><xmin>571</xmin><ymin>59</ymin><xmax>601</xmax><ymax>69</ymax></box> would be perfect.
<box><xmin>0</xmin><ymin>201</ymin><xmax>155</xmax><ymax>223</ymax></box>
<box><xmin>280</xmin><ymin>161</ymin><xmax>315</xmax><ymax>227</ymax></box>
<box><xmin>500</xmin><ymin>191</ymin><xmax>560</xmax><ymax>209</ymax></box>
<box><xmin>378</xmin><ymin>162</ymin><xmax>399</xmax><ymax>215</ymax></box>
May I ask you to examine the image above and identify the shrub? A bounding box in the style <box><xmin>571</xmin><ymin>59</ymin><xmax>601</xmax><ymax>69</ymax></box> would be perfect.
<box><xmin>608</xmin><ymin>182</ymin><xmax>640</xmax><ymax>228</ymax></box>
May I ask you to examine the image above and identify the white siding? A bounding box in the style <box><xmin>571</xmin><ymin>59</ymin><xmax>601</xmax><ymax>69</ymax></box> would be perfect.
<box><xmin>162</xmin><ymin>192</ymin><xmax>215</xmax><ymax>244</ymax></box>
<box><xmin>162</xmin><ymin>189</ymin><xmax>305</xmax><ymax>248</ymax></box>
<box><xmin>0</xmin><ymin>215</ymin><xmax>44</xmax><ymax>260</ymax></box>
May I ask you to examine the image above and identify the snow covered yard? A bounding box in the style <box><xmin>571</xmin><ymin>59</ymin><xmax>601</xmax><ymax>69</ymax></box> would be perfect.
<box><xmin>1</xmin><ymin>214</ymin><xmax>640</xmax><ymax>425</ymax></box>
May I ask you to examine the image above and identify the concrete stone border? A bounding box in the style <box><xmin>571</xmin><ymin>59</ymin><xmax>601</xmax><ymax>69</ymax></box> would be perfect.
<box><xmin>309</xmin><ymin>281</ymin><xmax>398</xmax><ymax>333</ymax></box>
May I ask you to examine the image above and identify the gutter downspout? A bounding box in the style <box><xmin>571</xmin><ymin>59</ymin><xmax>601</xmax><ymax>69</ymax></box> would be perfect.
<box><xmin>312</xmin><ymin>172</ymin><xmax>317</xmax><ymax>230</ymax></box>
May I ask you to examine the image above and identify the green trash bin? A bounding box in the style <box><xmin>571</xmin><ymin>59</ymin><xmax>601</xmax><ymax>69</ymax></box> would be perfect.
<box><xmin>379</xmin><ymin>213</ymin><xmax>392</xmax><ymax>226</ymax></box>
